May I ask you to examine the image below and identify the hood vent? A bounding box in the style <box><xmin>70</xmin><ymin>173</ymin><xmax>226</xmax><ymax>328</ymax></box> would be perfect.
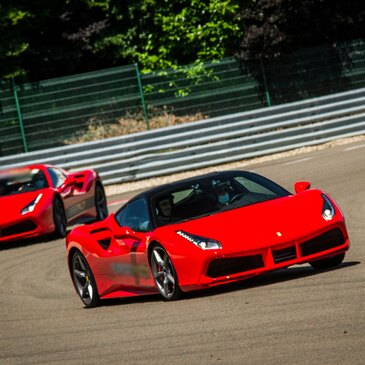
<box><xmin>90</xmin><ymin>227</ymin><xmax>108</xmax><ymax>234</ymax></box>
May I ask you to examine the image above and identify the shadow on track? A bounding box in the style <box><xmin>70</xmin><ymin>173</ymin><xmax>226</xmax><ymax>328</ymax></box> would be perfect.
<box><xmin>0</xmin><ymin>231</ymin><xmax>69</xmax><ymax>251</ymax></box>
<box><xmin>88</xmin><ymin>261</ymin><xmax>360</xmax><ymax>308</ymax></box>
<box><xmin>183</xmin><ymin>261</ymin><xmax>360</xmax><ymax>300</ymax></box>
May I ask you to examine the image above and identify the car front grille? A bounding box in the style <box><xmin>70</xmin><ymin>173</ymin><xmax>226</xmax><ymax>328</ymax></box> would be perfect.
<box><xmin>206</xmin><ymin>255</ymin><xmax>264</xmax><ymax>278</ymax></box>
<box><xmin>300</xmin><ymin>228</ymin><xmax>345</xmax><ymax>257</ymax></box>
<box><xmin>1</xmin><ymin>220</ymin><xmax>38</xmax><ymax>237</ymax></box>
<box><xmin>272</xmin><ymin>246</ymin><xmax>297</xmax><ymax>264</ymax></box>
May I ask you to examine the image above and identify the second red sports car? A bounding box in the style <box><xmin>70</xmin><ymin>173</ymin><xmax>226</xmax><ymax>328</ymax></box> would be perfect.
<box><xmin>0</xmin><ymin>164</ymin><xmax>108</xmax><ymax>243</ymax></box>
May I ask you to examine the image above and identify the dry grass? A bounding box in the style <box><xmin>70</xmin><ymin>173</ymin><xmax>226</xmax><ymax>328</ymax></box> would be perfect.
<box><xmin>65</xmin><ymin>111</ymin><xmax>207</xmax><ymax>144</ymax></box>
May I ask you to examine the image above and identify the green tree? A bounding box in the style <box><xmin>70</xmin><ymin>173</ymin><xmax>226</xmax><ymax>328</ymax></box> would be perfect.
<box><xmin>237</xmin><ymin>0</ymin><xmax>365</xmax><ymax>60</ymax></box>
<box><xmin>140</xmin><ymin>0</ymin><xmax>245</xmax><ymax>71</ymax></box>
<box><xmin>0</xmin><ymin>0</ymin><xmax>247</xmax><ymax>80</ymax></box>
<box><xmin>0</xmin><ymin>1</ymin><xmax>31</xmax><ymax>79</ymax></box>
<box><xmin>93</xmin><ymin>0</ymin><xmax>245</xmax><ymax>72</ymax></box>
<box><xmin>1</xmin><ymin>0</ymin><xmax>109</xmax><ymax>80</ymax></box>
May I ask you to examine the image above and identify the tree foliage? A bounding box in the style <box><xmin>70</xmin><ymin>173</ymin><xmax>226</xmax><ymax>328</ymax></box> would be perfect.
<box><xmin>0</xmin><ymin>0</ymin><xmax>364</xmax><ymax>81</ymax></box>
<box><xmin>0</xmin><ymin>0</ymin><xmax>245</xmax><ymax>80</ymax></box>
<box><xmin>237</xmin><ymin>0</ymin><xmax>365</xmax><ymax>60</ymax></box>
<box><xmin>84</xmin><ymin>0</ymin><xmax>245</xmax><ymax>72</ymax></box>
<box><xmin>0</xmin><ymin>1</ymin><xmax>30</xmax><ymax>79</ymax></box>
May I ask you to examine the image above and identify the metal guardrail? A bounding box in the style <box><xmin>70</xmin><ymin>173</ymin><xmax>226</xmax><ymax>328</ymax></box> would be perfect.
<box><xmin>1</xmin><ymin>87</ymin><xmax>364</xmax><ymax>185</ymax></box>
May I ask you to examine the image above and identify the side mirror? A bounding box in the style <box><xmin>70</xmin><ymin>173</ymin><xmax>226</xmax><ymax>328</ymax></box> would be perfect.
<box><xmin>294</xmin><ymin>181</ymin><xmax>311</xmax><ymax>193</ymax></box>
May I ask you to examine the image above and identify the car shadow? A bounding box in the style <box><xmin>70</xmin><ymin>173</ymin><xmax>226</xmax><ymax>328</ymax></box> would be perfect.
<box><xmin>0</xmin><ymin>219</ymin><xmax>101</xmax><ymax>251</ymax></box>
<box><xmin>183</xmin><ymin>261</ymin><xmax>360</xmax><ymax>300</ymax></box>
<box><xmin>96</xmin><ymin>260</ymin><xmax>360</xmax><ymax>307</ymax></box>
<box><xmin>0</xmin><ymin>231</ymin><xmax>70</xmax><ymax>250</ymax></box>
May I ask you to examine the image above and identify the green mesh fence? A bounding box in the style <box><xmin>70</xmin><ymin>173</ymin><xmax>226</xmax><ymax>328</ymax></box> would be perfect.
<box><xmin>0</xmin><ymin>80</ymin><xmax>24</xmax><ymax>157</ymax></box>
<box><xmin>0</xmin><ymin>64</ymin><xmax>141</xmax><ymax>156</ymax></box>
<box><xmin>1</xmin><ymin>38</ymin><xmax>365</xmax><ymax>157</ymax></box>
<box><xmin>261</xmin><ymin>41</ymin><xmax>364</xmax><ymax>104</ymax></box>
<box><xmin>142</xmin><ymin>58</ymin><xmax>262</xmax><ymax>119</ymax></box>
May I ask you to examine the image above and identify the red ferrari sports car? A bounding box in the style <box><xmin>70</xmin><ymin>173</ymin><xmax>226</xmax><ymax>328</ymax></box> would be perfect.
<box><xmin>0</xmin><ymin>164</ymin><xmax>108</xmax><ymax>243</ymax></box>
<box><xmin>66</xmin><ymin>170</ymin><xmax>350</xmax><ymax>307</ymax></box>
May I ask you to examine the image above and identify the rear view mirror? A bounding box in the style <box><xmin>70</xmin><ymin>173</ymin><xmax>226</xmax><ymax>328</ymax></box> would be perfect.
<box><xmin>294</xmin><ymin>181</ymin><xmax>311</xmax><ymax>193</ymax></box>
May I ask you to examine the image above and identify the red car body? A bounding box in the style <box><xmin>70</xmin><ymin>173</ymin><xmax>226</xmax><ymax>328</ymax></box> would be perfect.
<box><xmin>0</xmin><ymin>164</ymin><xmax>108</xmax><ymax>242</ymax></box>
<box><xmin>66</xmin><ymin>170</ymin><xmax>350</xmax><ymax>307</ymax></box>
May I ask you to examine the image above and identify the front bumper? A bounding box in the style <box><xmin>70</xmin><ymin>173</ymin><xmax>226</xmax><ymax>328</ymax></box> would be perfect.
<box><xmin>179</xmin><ymin>225</ymin><xmax>350</xmax><ymax>291</ymax></box>
<box><xmin>0</xmin><ymin>209</ymin><xmax>54</xmax><ymax>243</ymax></box>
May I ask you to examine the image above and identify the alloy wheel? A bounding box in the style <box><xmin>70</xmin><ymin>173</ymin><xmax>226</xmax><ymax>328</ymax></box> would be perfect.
<box><xmin>71</xmin><ymin>252</ymin><xmax>99</xmax><ymax>308</ymax></box>
<box><xmin>151</xmin><ymin>246</ymin><xmax>181</xmax><ymax>300</ymax></box>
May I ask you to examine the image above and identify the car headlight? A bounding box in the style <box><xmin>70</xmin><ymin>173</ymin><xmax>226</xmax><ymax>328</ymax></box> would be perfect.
<box><xmin>21</xmin><ymin>193</ymin><xmax>43</xmax><ymax>215</ymax></box>
<box><xmin>176</xmin><ymin>230</ymin><xmax>222</xmax><ymax>250</ymax></box>
<box><xmin>321</xmin><ymin>194</ymin><xmax>336</xmax><ymax>221</ymax></box>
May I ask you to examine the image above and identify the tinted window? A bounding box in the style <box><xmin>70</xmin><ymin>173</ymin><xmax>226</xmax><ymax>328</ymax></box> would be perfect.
<box><xmin>152</xmin><ymin>172</ymin><xmax>290</xmax><ymax>227</ymax></box>
<box><xmin>115</xmin><ymin>198</ymin><xmax>151</xmax><ymax>232</ymax></box>
<box><xmin>47</xmin><ymin>167</ymin><xmax>66</xmax><ymax>188</ymax></box>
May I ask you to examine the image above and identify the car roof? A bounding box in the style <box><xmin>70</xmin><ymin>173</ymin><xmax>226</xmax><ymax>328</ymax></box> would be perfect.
<box><xmin>130</xmin><ymin>170</ymin><xmax>255</xmax><ymax>201</ymax></box>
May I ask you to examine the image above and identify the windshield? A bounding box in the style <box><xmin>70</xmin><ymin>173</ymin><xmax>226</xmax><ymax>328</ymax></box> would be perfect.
<box><xmin>152</xmin><ymin>172</ymin><xmax>290</xmax><ymax>227</ymax></box>
<box><xmin>0</xmin><ymin>168</ymin><xmax>48</xmax><ymax>196</ymax></box>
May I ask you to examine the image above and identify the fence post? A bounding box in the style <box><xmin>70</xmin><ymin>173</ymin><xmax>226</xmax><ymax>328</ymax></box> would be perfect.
<box><xmin>11</xmin><ymin>77</ymin><xmax>28</xmax><ymax>153</ymax></box>
<box><xmin>259</xmin><ymin>57</ymin><xmax>272</xmax><ymax>107</ymax></box>
<box><xmin>135</xmin><ymin>63</ymin><xmax>150</xmax><ymax>130</ymax></box>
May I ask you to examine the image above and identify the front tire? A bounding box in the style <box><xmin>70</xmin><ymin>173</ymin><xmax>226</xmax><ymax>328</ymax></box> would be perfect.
<box><xmin>71</xmin><ymin>251</ymin><xmax>100</xmax><ymax>308</ymax></box>
<box><xmin>150</xmin><ymin>245</ymin><xmax>182</xmax><ymax>301</ymax></box>
<box><xmin>53</xmin><ymin>198</ymin><xmax>67</xmax><ymax>238</ymax></box>
<box><xmin>309</xmin><ymin>253</ymin><xmax>345</xmax><ymax>270</ymax></box>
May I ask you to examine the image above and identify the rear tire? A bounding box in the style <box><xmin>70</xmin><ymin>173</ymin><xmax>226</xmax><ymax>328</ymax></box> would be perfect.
<box><xmin>71</xmin><ymin>251</ymin><xmax>100</xmax><ymax>308</ymax></box>
<box><xmin>95</xmin><ymin>183</ymin><xmax>108</xmax><ymax>220</ymax></box>
<box><xmin>53</xmin><ymin>198</ymin><xmax>67</xmax><ymax>238</ymax></box>
<box><xmin>309</xmin><ymin>253</ymin><xmax>345</xmax><ymax>270</ymax></box>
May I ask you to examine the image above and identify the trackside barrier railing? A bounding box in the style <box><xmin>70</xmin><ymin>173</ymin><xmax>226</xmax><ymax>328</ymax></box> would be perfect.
<box><xmin>0</xmin><ymin>87</ymin><xmax>364</xmax><ymax>185</ymax></box>
<box><xmin>1</xmin><ymin>38</ymin><xmax>365</xmax><ymax>157</ymax></box>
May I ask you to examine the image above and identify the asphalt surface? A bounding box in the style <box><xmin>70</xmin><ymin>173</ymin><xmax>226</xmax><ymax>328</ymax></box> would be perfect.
<box><xmin>1</xmin><ymin>140</ymin><xmax>364</xmax><ymax>365</ymax></box>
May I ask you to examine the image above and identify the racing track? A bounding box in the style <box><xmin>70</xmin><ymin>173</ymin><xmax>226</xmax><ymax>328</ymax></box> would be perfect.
<box><xmin>1</xmin><ymin>140</ymin><xmax>364</xmax><ymax>364</ymax></box>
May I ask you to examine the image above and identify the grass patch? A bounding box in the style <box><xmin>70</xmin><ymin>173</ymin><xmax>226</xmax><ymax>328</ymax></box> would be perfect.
<box><xmin>65</xmin><ymin>111</ymin><xmax>207</xmax><ymax>144</ymax></box>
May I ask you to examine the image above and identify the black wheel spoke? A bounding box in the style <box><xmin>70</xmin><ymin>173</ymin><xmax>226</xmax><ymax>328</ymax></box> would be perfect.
<box><xmin>81</xmin><ymin>282</ymin><xmax>89</xmax><ymax>298</ymax></box>
<box><xmin>74</xmin><ymin>269</ymin><xmax>86</xmax><ymax>279</ymax></box>
<box><xmin>163</xmin><ymin>277</ymin><xmax>170</xmax><ymax>295</ymax></box>
<box><xmin>154</xmin><ymin>270</ymin><xmax>165</xmax><ymax>279</ymax></box>
<box><xmin>78</xmin><ymin>257</ymin><xmax>87</xmax><ymax>272</ymax></box>
<box><xmin>166</xmin><ymin>271</ymin><xmax>175</xmax><ymax>285</ymax></box>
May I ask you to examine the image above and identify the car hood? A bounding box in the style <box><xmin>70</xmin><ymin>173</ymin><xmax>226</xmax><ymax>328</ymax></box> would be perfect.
<box><xmin>0</xmin><ymin>190</ymin><xmax>50</xmax><ymax>225</ymax></box>
<box><xmin>158</xmin><ymin>190</ymin><xmax>339</xmax><ymax>251</ymax></box>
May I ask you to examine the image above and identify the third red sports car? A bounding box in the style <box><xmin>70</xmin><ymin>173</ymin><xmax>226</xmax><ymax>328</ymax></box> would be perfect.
<box><xmin>0</xmin><ymin>164</ymin><xmax>108</xmax><ymax>243</ymax></box>
<box><xmin>66</xmin><ymin>170</ymin><xmax>350</xmax><ymax>307</ymax></box>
